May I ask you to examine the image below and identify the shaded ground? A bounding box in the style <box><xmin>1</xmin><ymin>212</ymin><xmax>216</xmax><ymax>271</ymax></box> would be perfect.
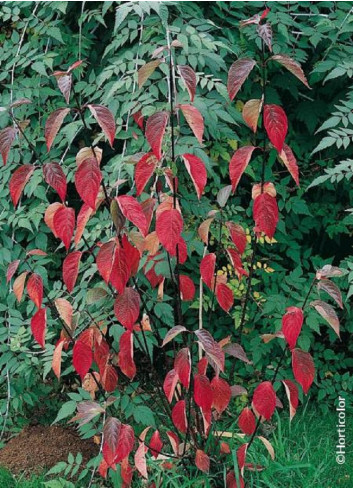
<box><xmin>0</xmin><ymin>425</ymin><xmax>97</xmax><ymax>475</ymax></box>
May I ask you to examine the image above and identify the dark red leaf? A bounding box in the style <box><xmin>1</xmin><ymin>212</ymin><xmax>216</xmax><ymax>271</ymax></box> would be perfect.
<box><xmin>31</xmin><ymin>308</ymin><xmax>47</xmax><ymax>348</ymax></box>
<box><xmin>279</xmin><ymin>143</ymin><xmax>299</xmax><ymax>186</ymax></box>
<box><xmin>253</xmin><ymin>192</ymin><xmax>278</xmax><ymax>238</ymax></box>
<box><xmin>116</xmin><ymin>195</ymin><xmax>148</xmax><ymax>237</ymax></box>
<box><xmin>45</xmin><ymin>108</ymin><xmax>70</xmax><ymax>151</ymax></box>
<box><xmin>178</xmin><ymin>65</ymin><xmax>197</xmax><ymax>102</ymax></box>
<box><xmin>171</xmin><ymin>400</ymin><xmax>187</xmax><ymax>433</ymax></box>
<box><xmin>87</xmin><ymin>104</ymin><xmax>115</xmax><ymax>148</ymax></box>
<box><xmin>229</xmin><ymin>146</ymin><xmax>256</xmax><ymax>193</ymax></box>
<box><xmin>145</xmin><ymin>111</ymin><xmax>169</xmax><ymax>160</ymax></box>
<box><xmin>211</xmin><ymin>376</ymin><xmax>231</xmax><ymax>414</ymax></box>
<box><xmin>270</xmin><ymin>55</ymin><xmax>310</xmax><ymax>89</ymax></box>
<box><xmin>263</xmin><ymin>104</ymin><xmax>288</xmax><ymax>153</ymax></box>
<box><xmin>216</xmin><ymin>283</ymin><xmax>234</xmax><ymax>312</ymax></box>
<box><xmin>238</xmin><ymin>407</ymin><xmax>256</xmax><ymax>435</ymax></box>
<box><xmin>200</xmin><ymin>253</ymin><xmax>216</xmax><ymax>289</ymax></box>
<box><xmin>75</xmin><ymin>157</ymin><xmax>102</xmax><ymax>209</ymax></box>
<box><xmin>226</xmin><ymin>222</ymin><xmax>247</xmax><ymax>255</ymax></box>
<box><xmin>115</xmin><ymin>424</ymin><xmax>134</xmax><ymax>463</ymax></box>
<box><xmin>179</xmin><ymin>104</ymin><xmax>204</xmax><ymax>144</ymax></box>
<box><xmin>156</xmin><ymin>209</ymin><xmax>183</xmax><ymax>255</ymax></box>
<box><xmin>135</xmin><ymin>152</ymin><xmax>158</xmax><ymax>196</ymax></box>
<box><xmin>182</xmin><ymin>153</ymin><xmax>207</xmax><ymax>199</ymax></box>
<box><xmin>163</xmin><ymin>369</ymin><xmax>179</xmax><ymax>403</ymax></box>
<box><xmin>179</xmin><ymin>275</ymin><xmax>195</xmax><ymax>301</ymax></box>
<box><xmin>43</xmin><ymin>163</ymin><xmax>67</xmax><ymax>202</ymax></box>
<box><xmin>227</xmin><ymin>58</ymin><xmax>256</xmax><ymax>101</ymax></box>
<box><xmin>150</xmin><ymin>430</ymin><xmax>163</xmax><ymax>459</ymax></box>
<box><xmin>53</xmin><ymin>205</ymin><xmax>75</xmax><ymax>251</ymax></box>
<box><xmin>0</xmin><ymin>126</ymin><xmax>17</xmax><ymax>165</ymax></box>
<box><xmin>174</xmin><ymin>348</ymin><xmax>191</xmax><ymax>389</ymax></box>
<box><xmin>292</xmin><ymin>348</ymin><xmax>315</xmax><ymax>395</ymax></box>
<box><xmin>9</xmin><ymin>164</ymin><xmax>34</xmax><ymax>207</ymax></box>
<box><xmin>101</xmin><ymin>364</ymin><xmax>118</xmax><ymax>392</ymax></box>
<box><xmin>27</xmin><ymin>273</ymin><xmax>43</xmax><ymax>309</ymax></box>
<box><xmin>195</xmin><ymin>329</ymin><xmax>225</xmax><ymax>372</ymax></box>
<box><xmin>252</xmin><ymin>381</ymin><xmax>276</xmax><ymax>420</ymax></box>
<box><xmin>6</xmin><ymin>260</ymin><xmax>20</xmax><ymax>283</ymax></box>
<box><xmin>194</xmin><ymin>373</ymin><xmax>213</xmax><ymax>410</ymax></box>
<box><xmin>118</xmin><ymin>330</ymin><xmax>136</xmax><ymax>379</ymax></box>
<box><xmin>114</xmin><ymin>287</ymin><xmax>140</xmax><ymax>330</ymax></box>
<box><xmin>195</xmin><ymin>449</ymin><xmax>210</xmax><ymax>473</ymax></box>
<box><xmin>73</xmin><ymin>340</ymin><xmax>93</xmax><ymax>379</ymax></box>
<box><xmin>317</xmin><ymin>278</ymin><xmax>343</xmax><ymax>309</ymax></box>
<box><xmin>281</xmin><ymin>306</ymin><xmax>303</xmax><ymax>350</ymax></box>
<box><xmin>63</xmin><ymin>251</ymin><xmax>82</xmax><ymax>293</ymax></box>
<box><xmin>282</xmin><ymin>379</ymin><xmax>299</xmax><ymax>421</ymax></box>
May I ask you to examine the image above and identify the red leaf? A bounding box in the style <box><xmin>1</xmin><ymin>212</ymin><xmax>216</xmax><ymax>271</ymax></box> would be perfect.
<box><xmin>226</xmin><ymin>471</ymin><xmax>245</xmax><ymax>488</ymax></box>
<box><xmin>43</xmin><ymin>162</ymin><xmax>67</xmax><ymax>201</ymax></box>
<box><xmin>174</xmin><ymin>348</ymin><xmax>191</xmax><ymax>389</ymax></box>
<box><xmin>118</xmin><ymin>330</ymin><xmax>136</xmax><ymax>379</ymax></box>
<box><xmin>73</xmin><ymin>340</ymin><xmax>93</xmax><ymax>379</ymax></box>
<box><xmin>63</xmin><ymin>251</ymin><xmax>82</xmax><ymax>293</ymax></box>
<box><xmin>178</xmin><ymin>65</ymin><xmax>197</xmax><ymax>102</ymax></box>
<box><xmin>281</xmin><ymin>306</ymin><xmax>303</xmax><ymax>350</ymax></box>
<box><xmin>132</xmin><ymin>110</ymin><xmax>144</xmax><ymax>131</ymax></box>
<box><xmin>115</xmin><ymin>424</ymin><xmax>135</xmax><ymax>463</ymax></box>
<box><xmin>243</xmin><ymin>98</ymin><xmax>263</xmax><ymax>133</ymax></box>
<box><xmin>225</xmin><ymin>222</ymin><xmax>247</xmax><ymax>255</ymax></box>
<box><xmin>163</xmin><ymin>369</ymin><xmax>179</xmax><ymax>403</ymax></box>
<box><xmin>270</xmin><ymin>55</ymin><xmax>310</xmax><ymax>89</ymax></box>
<box><xmin>96</xmin><ymin>240</ymin><xmax>117</xmax><ymax>284</ymax></box>
<box><xmin>171</xmin><ymin>400</ymin><xmax>187</xmax><ymax>433</ymax></box>
<box><xmin>162</xmin><ymin>326</ymin><xmax>188</xmax><ymax>347</ymax></box>
<box><xmin>134</xmin><ymin>443</ymin><xmax>148</xmax><ymax>478</ymax></box>
<box><xmin>31</xmin><ymin>308</ymin><xmax>47</xmax><ymax>347</ymax></box>
<box><xmin>197</xmin><ymin>357</ymin><xmax>208</xmax><ymax>376</ymax></box>
<box><xmin>53</xmin><ymin>205</ymin><xmax>75</xmax><ymax>251</ymax></box>
<box><xmin>156</xmin><ymin>209</ymin><xmax>183</xmax><ymax>255</ymax></box>
<box><xmin>13</xmin><ymin>272</ymin><xmax>27</xmax><ymax>302</ymax></box>
<box><xmin>135</xmin><ymin>152</ymin><xmax>158</xmax><ymax>196</ymax></box>
<box><xmin>195</xmin><ymin>329</ymin><xmax>225</xmax><ymax>372</ymax></box>
<box><xmin>227</xmin><ymin>58</ymin><xmax>256</xmax><ymax>101</ymax></box>
<box><xmin>237</xmin><ymin>443</ymin><xmax>248</xmax><ymax>475</ymax></box>
<box><xmin>200</xmin><ymin>253</ymin><xmax>216</xmax><ymax>289</ymax></box>
<box><xmin>120</xmin><ymin>458</ymin><xmax>133</xmax><ymax>487</ymax></box>
<box><xmin>238</xmin><ymin>407</ymin><xmax>256</xmax><ymax>435</ymax></box>
<box><xmin>52</xmin><ymin>338</ymin><xmax>66</xmax><ymax>379</ymax></box>
<box><xmin>0</xmin><ymin>126</ymin><xmax>17</xmax><ymax>165</ymax></box>
<box><xmin>75</xmin><ymin>157</ymin><xmax>102</xmax><ymax>209</ymax></box>
<box><xmin>74</xmin><ymin>203</ymin><xmax>94</xmax><ymax>247</ymax></box>
<box><xmin>194</xmin><ymin>373</ymin><xmax>213</xmax><ymax>410</ymax></box>
<box><xmin>110</xmin><ymin>246</ymin><xmax>130</xmax><ymax>294</ymax></box>
<box><xmin>195</xmin><ymin>449</ymin><xmax>210</xmax><ymax>473</ymax></box>
<box><xmin>282</xmin><ymin>379</ymin><xmax>299</xmax><ymax>421</ymax></box>
<box><xmin>101</xmin><ymin>364</ymin><xmax>118</xmax><ymax>392</ymax></box>
<box><xmin>114</xmin><ymin>287</ymin><xmax>140</xmax><ymax>329</ymax></box>
<box><xmin>9</xmin><ymin>164</ymin><xmax>34</xmax><ymax>207</ymax></box>
<box><xmin>279</xmin><ymin>143</ymin><xmax>299</xmax><ymax>186</ymax></box>
<box><xmin>182</xmin><ymin>153</ymin><xmax>207</xmax><ymax>199</ymax></box>
<box><xmin>150</xmin><ymin>430</ymin><xmax>163</xmax><ymax>459</ymax></box>
<box><xmin>116</xmin><ymin>195</ymin><xmax>148</xmax><ymax>237</ymax></box>
<box><xmin>211</xmin><ymin>376</ymin><xmax>231</xmax><ymax>414</ymax></box>
<box><xmin>253</xmin><ymin>192</ymin><xmax>278</xmax><ymax>238</ymax></box>
<box><xmin>292</xmin><ymin>348</ymin><xmax>315</xmax><ymax>395</ymax></box>
<box><xmin>121</xmin><ymin>235</ymin><xmax>140</xmax><ymax>276</ymax></box>
<box><xmin>103</xmin><ymin>417</ymin><xmax>121</xmax><ymax>466</ymax></box>
<box><xmin>179</xmin><ymin>275</ymin><xmax>195</xmax><ymax>301</ymax></box>
<box><xmin>179</xmin><ymin>104</ymin><xmax>204</xmax><ymax>144</ymax></box>
<box><xmin>87</xmin><ymin>104</ymin><xmax>115</xmax><ymax>148</ymax></box>
<box><xmin>55</xmin><ymin>298</ymin><xmax>73</xmax><ymax>328</ymax></box>
<box><xmin>229</xmin><ymin>146</ymin><xmax>256</xmax><ymax>193</ymax></box>
<box><xmin>27</xmin><ymin>273</ymin><xmax>43</xmax><ymax>309</ymax></box>
<box><xmin>216</xmin><ymin>283</ymin><xmax>234</xmax><ymax>312</ymax></box>
<box><xmin>166</xmin><ymin>431</ymin><xmax>180</xmax><ymax>457</ymax></box>
<box><xmin>263</xmin><ymin>104</ymin><xmax>288</xmax><ymax>153</ymax></box>
<box><xmin>145</xmin><ymin>111</ymin><xmax>169</xmax><ymax>160</ymax></box>
<box><xmin>252</xmin><ymin>381</ymin><xmax>276</xmax><ymax>420</ymax></box>
<box><xmin>7</xmin><ymin>260</ymin><xmax>20</xmax><ymax>283</ymax></box>
<box><xmin>45</xmin><ymin>108</ymin><xmax>70</xmax><ymax>151</ymax></box>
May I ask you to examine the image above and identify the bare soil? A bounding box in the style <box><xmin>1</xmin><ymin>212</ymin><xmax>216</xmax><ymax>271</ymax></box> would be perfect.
<box><xmin>0</xmin><ymin>425</ymin><xmax>97</xmax><ymax>475</ymax></box>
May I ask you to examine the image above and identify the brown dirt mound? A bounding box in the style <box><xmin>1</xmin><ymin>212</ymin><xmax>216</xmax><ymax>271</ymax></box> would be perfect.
<box><xmin>0</xmin><ymin>425</ymin><xmax>98</xmax><ymax>474</ymax></box>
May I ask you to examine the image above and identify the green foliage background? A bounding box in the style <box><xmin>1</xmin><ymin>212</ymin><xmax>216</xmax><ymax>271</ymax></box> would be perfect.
<box><xmin>1</xmin><ymin>1</ymin><xmax>352</xmax><ymax>436</ymax></box>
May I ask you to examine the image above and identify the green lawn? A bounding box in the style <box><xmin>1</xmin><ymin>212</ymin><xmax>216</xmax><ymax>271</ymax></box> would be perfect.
<box><xmin>0</xmin><ymin>404</ymin><xmax>351</xmax><ymax>488</ymax></box>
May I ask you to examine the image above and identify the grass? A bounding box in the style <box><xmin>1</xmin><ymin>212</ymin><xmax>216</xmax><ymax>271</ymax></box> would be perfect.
<box><xmin>0</xmin><ymin>404</ymin><xmax>351</xmax><ymax>488</ymax></box>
